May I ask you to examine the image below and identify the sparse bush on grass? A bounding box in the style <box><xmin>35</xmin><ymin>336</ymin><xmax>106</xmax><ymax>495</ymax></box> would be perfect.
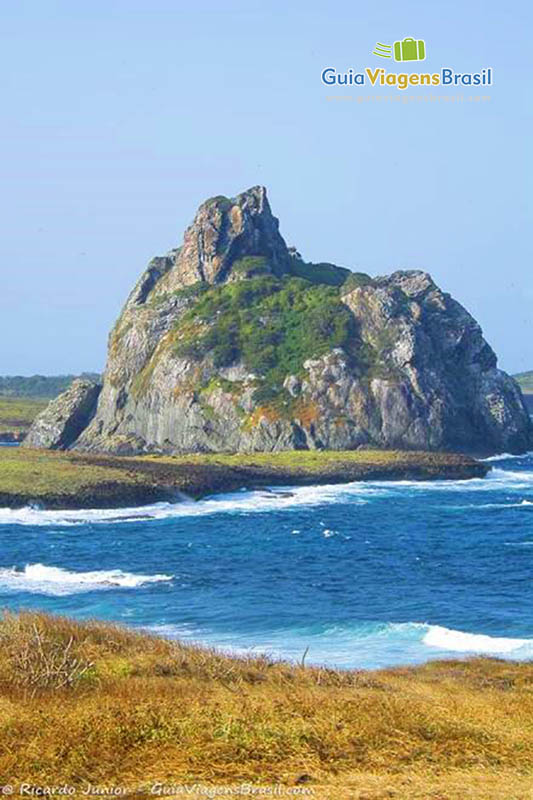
<box><xmin>0</xmin><ymin>612</ymin><xmax>95</xmax><ymax>694</ymax></box>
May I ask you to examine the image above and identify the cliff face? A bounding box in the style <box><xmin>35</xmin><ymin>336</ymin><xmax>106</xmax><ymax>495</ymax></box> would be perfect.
<box><xmin>28</xmin><ymin>186</ymin><xmax>532</xmax><ymax>456</ymax></box>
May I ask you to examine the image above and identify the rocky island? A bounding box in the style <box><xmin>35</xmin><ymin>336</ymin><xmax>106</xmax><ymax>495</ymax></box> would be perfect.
<box><xmin>24</xmin><ymin>185</ymin><xmax>531</xmax><ymax>459</ymax></box>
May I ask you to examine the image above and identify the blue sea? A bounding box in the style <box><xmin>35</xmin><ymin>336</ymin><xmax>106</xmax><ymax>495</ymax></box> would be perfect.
<box><xmin>1</xmin><ymin>451</ymin><xmax>533</xmax><ymax>670</ymax></box>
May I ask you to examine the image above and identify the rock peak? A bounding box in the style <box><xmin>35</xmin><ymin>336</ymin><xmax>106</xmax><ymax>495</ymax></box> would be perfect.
<box><xmin>165</xmin><ymin>185</ymin><xmax>290</xmax><ymax>290</ymax></box>
<box><xmin>204</xmin><ymin>184</ymin><xmax>268</xmax><ymax>209</ymax></box>
<box><xmin>234</xmin><ymin>184</ymin><xmax>269</xmax><ymax>210</ymax></box>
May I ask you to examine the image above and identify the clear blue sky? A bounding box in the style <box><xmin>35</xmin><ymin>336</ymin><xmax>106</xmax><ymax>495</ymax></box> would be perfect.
<box><xmin>1</xmin><ymin>0</ymin><xmax>531</xmax><ymax>375</ymax></box>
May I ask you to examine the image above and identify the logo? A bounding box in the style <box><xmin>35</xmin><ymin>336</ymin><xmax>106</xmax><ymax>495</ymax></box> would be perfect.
<box><xmin>321</xmin><ymin>36</ymin><xmax>492</xmax><ymax>91</ymax></box>
<box><xmin>373</xmin><ymin>38</ymin><xmax>426</xmax><ymax>62</ymax></box>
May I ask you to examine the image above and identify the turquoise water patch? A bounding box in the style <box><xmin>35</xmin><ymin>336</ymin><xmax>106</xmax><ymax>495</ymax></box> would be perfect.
<box><xmin>1</xmin><ymin>453</ymin><xmax>533</xmax><ymax>670</ymax></box>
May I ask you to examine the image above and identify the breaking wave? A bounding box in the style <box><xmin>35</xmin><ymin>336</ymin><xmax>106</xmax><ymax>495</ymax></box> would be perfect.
<box><xmin>1</xmin><ymin>465</ymin><xmax>532</xmax><ymax>527</ymax></box>
<box><xmin>483</xmin><ymin>451</ymin><xmax>533</xmax><ymax>462</ymax></box>
<box><xmin>0</xmin><ymin>563</ymin><xmax>173</xmax><ymax>595</ymax></box>
<box><xmin>0</xmin><ymin>484</ymin><xmax>376</xmax><ymax>526</ymax></box>
<box><xmin>148</xmin><ymin>619</ymin><xmax>533</xmax><ymax>669</ymax></box>
<box><xmin>420</xmin><ymin>623</ymin><xmax>533</xmax><ymax>654</ymax></box>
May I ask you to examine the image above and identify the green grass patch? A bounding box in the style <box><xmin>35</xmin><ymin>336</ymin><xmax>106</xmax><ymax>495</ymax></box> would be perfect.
<box><xmin>0</xmin><ymin>397</ymin><xmax>48</xmax><ymax>432</ymax></box>
<box><xmin>341</xmin><ymin>271</ymin><xmax>376</xmax><ymax>293</ymax></box>
<box><xmin>514</xmin><ymin>370</ymin><xmax>533</xmax><ymax>392</ymax></box>
<box><xmin>0</xmin><ymin>448</ymin><xmax>486</xmax><ymax>508</ymax></box>
<box><xmin>0</xmin><ymin>448</ymin><xmax>140</xmax><ymax>497</ymax></box>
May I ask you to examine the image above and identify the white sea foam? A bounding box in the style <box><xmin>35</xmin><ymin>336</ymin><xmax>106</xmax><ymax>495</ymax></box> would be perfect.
<box><xmin>450</xmin><ymin>499</ymin><xmax>533</xmax><ymax>511</ymax></box>
<box><xmin>0</xmin><ymin>563</ymin><xmax>173</xmax><ymax>595</ymax></box>
<box><xmin>145</xmin><ymin>618</ymin><xmax>533</xmax><ymax>669</ymax></box>
<box><xmin>505</xmin><ymin>540</ymin><xmax>533</xmax><ymax>546</ymax></box>
<box><xmin>421</xmin><ymin>624</ymin><xmax>533</xmax><ymax>655</ymax></box>
<box><xmin>491</xmin><ymin>468</ymin><xmax>533</xmax><ymax>483</ymax></box>
<box><xmin>371</xmin><ymin>621</ymin><xmax>533</xmax><ymax>657</ymax></box>
<box><xmin>483</xmin><ymin>451</ymin><xmax>533</xmax><ymax>462</ymax></box>
<box><xmin>0</xmin><ymin>458</ymin><xmax>531</xmax><ymax>527</ymax></box>
<box><xmin>0</xmin><ymin>484</ymin><xmax>374</xmax><ymax>526</ymax></box>
<box><xmin>0</xmin><ymin>502</ymin><xmax>187</xmax><ymax>527</ymax></box>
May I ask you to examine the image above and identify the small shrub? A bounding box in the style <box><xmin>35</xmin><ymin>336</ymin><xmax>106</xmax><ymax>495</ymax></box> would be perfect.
<box><xmin>231</xmin><ymin>256</ymin><xmax>271</xmax><ymax>278</ymax></box>
<box><xmin>341</xmin><ymin>272</ymin><xmax>375</xmax><ymax>293</ymax></box>
<box><xmin>289</xmin><ymin>257</ymin><xmax>351</xmax><ymax>286</ymax></box>
<box><xmin>172</xmin><ymin>282</ymin><xmax>210</xmax><ymax>302</ymax></box>
<box><xmin>204</xmin><ymin>194</ymin><xmax>232</xmax><ymax>210</ymax></box>
<box><xmin>0</xmin><ymin>613</ymin><xmax>94</xmax><ymax>694</ymax></box>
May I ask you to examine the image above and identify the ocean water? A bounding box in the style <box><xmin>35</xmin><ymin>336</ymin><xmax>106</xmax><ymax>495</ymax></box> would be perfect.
<box><xmin>1</xmin><ymin>452</ymin><xmax>533</xmax><ymax>670</ymax></box>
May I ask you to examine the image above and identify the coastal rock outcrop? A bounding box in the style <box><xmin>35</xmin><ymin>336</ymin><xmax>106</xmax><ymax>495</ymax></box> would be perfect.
<box><xmin>25</xmin><ymin>187</ymin><xmax>532</xmax><ymax>456</ymax></box>
<box><xmin>22</xmin><ymin>379</ymin><xmax>101</xmax><ymax>450</ymax></box>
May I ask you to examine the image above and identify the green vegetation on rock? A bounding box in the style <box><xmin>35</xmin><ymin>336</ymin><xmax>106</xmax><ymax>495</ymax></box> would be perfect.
<box><xmin>170</xmin><ymin>281</ymin><xmax>210</xmax><ymax>302</ymax></box>
<box><xmin>288</xmin><ymin>257</ymin><xmax>352</xmax><ymax>286</ymax></box>
<box><xmin>230</xmin><ymin>255</ymin><xmax>273</xmax><ymax>279</ymax></box>
<box><xmin>203</xmin><ymin>194</ymin><xmax>232</xmax><ymax>210</ymax></box>
<box><xmin>341</xmin><ymin>271</ymin><xmax>376</xmax><ymax>293</ymax></box>
<box><xmin>174</xmin><ymin>274</ymin><xmax>360</xmax><ymax>403</ymax></box>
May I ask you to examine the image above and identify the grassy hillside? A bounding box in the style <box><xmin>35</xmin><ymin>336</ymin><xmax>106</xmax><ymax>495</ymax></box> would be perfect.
<box><xmin>0</xmin><ymin>447</ymin><xmax>489</xmax><ymax>509</ymax></box>
<box><xmin>515</xmin><ymin>370</ymin><xmax>533</xmax><ymax>392</ymax></box>
<box><xmin>0</xmin><ymin>396</ymin><xmax>48</xmax><ymax>435</ymax></box>
<box><xmin>1</xmin><ymin>611</ymin><xmax>532</xmax><ymax>798</ymax></box>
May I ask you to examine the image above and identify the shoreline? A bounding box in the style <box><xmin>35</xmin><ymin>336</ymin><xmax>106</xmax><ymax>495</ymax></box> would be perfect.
<box><xmin>0</xmin><ymin>431</ymin><xmax>25</xmax><ymax>443</ymax></box>
<box><xmin>0</xmin><ymin>448</ymin><xmax>490</xmax><ymax>510</ymax></box>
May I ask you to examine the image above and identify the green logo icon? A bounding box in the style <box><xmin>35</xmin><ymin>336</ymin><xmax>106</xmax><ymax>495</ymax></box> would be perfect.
<box><xmin>372</xmin><ymin>42</ymin><xmax>393</xmax><ymax>59</ymax></box>
<box><xmin>373</xmin><ymin>38</ymin><xmax>426</xmax><ymax>62</ymax></box>
<box><xmin>394</xmin><ymin>37</ymin><xmax>426</xmax><ymax>61</ymax></box>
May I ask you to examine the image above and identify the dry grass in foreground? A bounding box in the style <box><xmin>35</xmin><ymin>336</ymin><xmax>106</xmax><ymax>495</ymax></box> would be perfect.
<box><xmin>0</xmin><ymin>612</ymin><xmax>532</xmax><ymax>798</ymax></box>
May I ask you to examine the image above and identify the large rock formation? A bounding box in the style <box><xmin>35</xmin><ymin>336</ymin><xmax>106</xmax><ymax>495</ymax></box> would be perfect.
<box><xmin>22</xmin><ymin>379</ymin><xmax>101</xmax><ymax>450</ymax></box>
<box><xmin>26</xmin><ymin>186</ymin><xmax>532</xmax><ymax>456</ymax></box>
